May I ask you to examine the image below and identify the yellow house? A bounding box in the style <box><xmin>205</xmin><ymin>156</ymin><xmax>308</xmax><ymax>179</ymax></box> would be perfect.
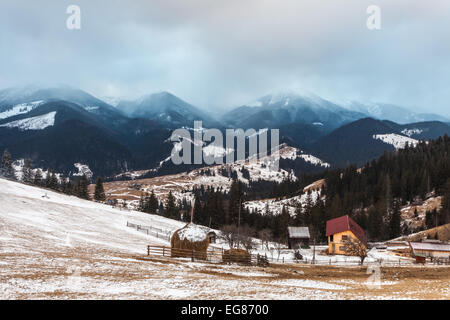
<box><xmin>326</xmin><ymin>215</ymin><xmax>367</xmax><ymax>255</ymax></box>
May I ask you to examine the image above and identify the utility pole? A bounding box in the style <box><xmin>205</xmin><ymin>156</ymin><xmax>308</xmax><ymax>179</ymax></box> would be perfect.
<box><xmin>312</xmin><ymin>226</ymin><xmax>316</xmax><ymax>265</ymax></box>
<box><xmin>190</xmin><ymin>199</ymin><xmax>194</xmax><ymax>224</ymax></box>
<box><xmin>237</xmin><ymin>197</ymin><xmax>241</xmax><ymax>249</ymax></box>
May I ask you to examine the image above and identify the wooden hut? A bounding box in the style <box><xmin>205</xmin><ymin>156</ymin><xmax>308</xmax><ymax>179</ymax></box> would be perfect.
<box><xmin>287</xmin><ymin>226</ymin><xmax>310</xmax><ymax>249</ymax></box>
<box><xmin>170</xmin><ymin>223</ymin><xmax>211</xmax><ymax>260</ymax></box>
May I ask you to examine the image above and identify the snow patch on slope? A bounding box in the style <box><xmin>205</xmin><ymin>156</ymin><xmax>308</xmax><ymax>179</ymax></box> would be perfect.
<box><xmin>373</xmin><ymin>134</ymin><xmax>419</xmax><ymax>150</ymax></box>
<box><xmin>245</xmin><ymin>189</ymin><xmax>321</xmax><ymax>216</ymax></box>
<box><xmin>73</xmin><ymin>163</ymin><xmax>93</xmax><ymax>179</ymax></box>
<box><xmin>401</xmin><ymin>128</ymin><xmax>423</xmax><ymax>137</ymax></box>
<box><xmin>0</xmin><ymin>101</ymin><xmax>44</xmax><ymax>120</ymax></box>
<box><xmin>0</xmin><ymin>111</ymin><xmax>56</xmax><ymax>131</ymax></box>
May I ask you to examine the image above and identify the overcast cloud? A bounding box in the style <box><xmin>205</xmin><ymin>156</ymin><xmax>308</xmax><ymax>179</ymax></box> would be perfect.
<box><xmin>0</xmin><ymin>0</ymin><xmax>449</xmax><ymax>116</ymax></box>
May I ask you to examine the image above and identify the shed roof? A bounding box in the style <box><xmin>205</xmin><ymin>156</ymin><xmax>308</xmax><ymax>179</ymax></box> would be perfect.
<box><xmin>409</xmin><ymin>242</ymin><xmax>450</xmax><ymax>252</ymax></box>
<box><xmin>326</xmin><ymin>215</ymin><xmax>366</xmax><ymax>244</ymax></box>
<box><xmin>288</xmin><ymin>226</ymin><xmax>310</xmax><ymax>239</ymax></box>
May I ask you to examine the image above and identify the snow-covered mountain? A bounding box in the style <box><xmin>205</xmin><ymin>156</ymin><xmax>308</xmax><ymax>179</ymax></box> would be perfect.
<box><xmin>116</xmin><ymin>91</ymin><xmax>218</xmax><ymax>128</ymax></box>
<box><xmin>221</xmin><ymin>92</ymin><xmax>366</xmax><ymax>131</ymax></box>
<box><xmin>345</xmin><ymin>101</ymin><xmax>449</xmax><ymax>124</ymax></box>
<box><xmin>0</xmin><ymin>85</ymin><xmax>124</xmax><ymax>121</ymax></box>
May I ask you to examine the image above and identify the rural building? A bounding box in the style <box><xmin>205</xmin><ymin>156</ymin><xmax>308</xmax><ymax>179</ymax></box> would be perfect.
<box><xmin>408</xmin><ymin>242</ymin><xmax>450</xmax><ymax>260</ymax></box>
<box><xmin>287</xmin><ymin>226</ymin><xmax>310</xmax><ymax>249</ymax></box>
<box><xmin>326</xmin><ymin>215</ymin><xmax>367</xmax><ymax>255</ymax></box>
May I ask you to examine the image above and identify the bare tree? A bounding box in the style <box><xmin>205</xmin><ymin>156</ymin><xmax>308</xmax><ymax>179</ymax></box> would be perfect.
<box><xmin>274</xmin><ymin>239</ymin><xmax>285</xmax><ymax>262</ymax></box>
<box><xmin>238</xmin><ymin>225</ymin><xmax>256</xmax><ymax>252</ymax></box>
<box><xmin>344</xmin><ymin>238</ymin><xmax>367</xmax><ymax>265</ymax></box>
<box><xmin>258</xmin><ymin>228</ymin><xmax>273</xmax><ymax>251</ymax></box>
<box><xmin>220</xmin><ymin>224</ymin><xmax>238</xmax><ymax>248</ymax></box>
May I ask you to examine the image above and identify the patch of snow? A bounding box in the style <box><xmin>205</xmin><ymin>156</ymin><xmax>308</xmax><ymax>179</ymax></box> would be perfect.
<box><xmin>84</xmin><ymin>106</ymin><xmax>100</xmax><ymax>112</ymax></box>
<box><xmin>401</xmin><ymin>128</ymin><xmax>423</xmax><ymax>137</ymax></box>
<box><xmin>73</xmin><ymin>163</ymin><xmax>93</xmax><ymax>179</ymax></box>
<box><xmin>0</xmin><ymin>101</ymin><xmax>44</xmax><ymax>120</ymax></box>
<box><xmin>298</xmin><ymin>154</ymin><xmax>330</xmax><ymax>168</ymax></box>
<box><xmin>176</xmin><ymin>224</ymin><xmax>210</xmax><ymax>242</ymax></box>
<box><xmin>0</xmin><ymin>111</ymin><xmax>56</xmax><ymax>131</ymax></box>
<box><xmin>272</xmin><ymin>279</ymin><xmax>347</xmax><ymax>290</ymax></box>
<box><xmin>373</xmin><ymin>134</ymin><xmax>419</xmax><ymax>150</ymax></box>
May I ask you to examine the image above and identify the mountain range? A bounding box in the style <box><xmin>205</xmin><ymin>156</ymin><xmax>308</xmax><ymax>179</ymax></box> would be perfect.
<box><xmin>0</xmin><ymin>85</ymin><xmax>448</xmax><ymax>178</ymax></box>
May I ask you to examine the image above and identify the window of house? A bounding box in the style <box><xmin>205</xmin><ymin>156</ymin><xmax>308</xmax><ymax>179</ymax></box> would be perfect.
<box><xmin>340</xmin><ymin>246</ymin><xmax>346</xmax><ymax>251</ymax></box>
<box><xmin>342</xmin><ymin>235</ymin><xmax>348</xmax><ymax>241</ymax></box>
<box><xmin>330</xmin><ymin>235</ymin><xmax>334</xmax><ymax>242</ymax></box>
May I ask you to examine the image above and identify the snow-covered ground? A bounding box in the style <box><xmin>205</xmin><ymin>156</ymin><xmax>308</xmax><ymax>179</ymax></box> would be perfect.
<box><xmin>73</xmin><ymin>163</ymin><xmax>93</xmax><ymax>179</ymax></box>
<box><xmin>0</xmin><ymin>101</ymin><xmax>44</xmax><ymax>120</ymax></box>
<box><xmin>373</xmin><ymin>134</ymin><xmax>419</xmax><ymax>150</ymax></box>
<box><xmin>0</xmin><ymin>178</ymin><xmax>448</xmax><ymax>299</ymax></box>
<box><xmin>0</xmin><ymin>111</ymin><xmax>56</xmax><ymax>131</ymax></box>
<box><xmin>244</xmin><ymin>190</ymin><xmax>322</xmax><ymax>216</ymax></box>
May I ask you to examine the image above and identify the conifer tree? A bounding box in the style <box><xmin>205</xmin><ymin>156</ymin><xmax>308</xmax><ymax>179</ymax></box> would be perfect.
<box><xmin>49</xmin><ymin>172</ymin><xmax>59</xmax><ymax>190</ymax></box>
<box><xmin>22</xmin><ymin>158</ymin><xmax>33</xmax><ymax>183</ymax></box>
<box><xmin>94</xmin><ymin>176</ymin><xmax>106</xmax><ymax>201</ymax></box>
<box><xmin>389</xmin><ymin>200</ymin><xmax>401</xmax><ymax>239</ymax></box>
<box><xmin>45</xmin><ymin>169</ymin><xmax>51</xmax><ymax>188</ymax></box>
<box><xmin>165</xmin><ymin>191</ymin><xmax>178</xmax><ymax>220</ymax></box>
<box><xmin>1</xmin><ymin>149</ymin><xmax>14</xmax><ymax>179</ymax></box>
<box><xmin>78</xmin><ymin>174</ymin><xmax>90</xmax><ymax>200</ymax></box>
<box><xmin>148</xmin><ymin>190</ymin><xmax>158</xmax><ymax>214</ymax></box>
<box><xmin>33</xmin><ymin>169</ymin><xmax>43</xmax><ymax>186</ymax></box>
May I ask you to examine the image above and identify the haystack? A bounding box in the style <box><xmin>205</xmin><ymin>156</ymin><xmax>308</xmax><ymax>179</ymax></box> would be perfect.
<box><xmin>170</xmin><ymin>223</ymin><xmax>210</xmax><ymax>260</ymax></box>
<box><xmin>222</xmin><ymin>248</ymin><xmax>251</xmax><ymax>265</ymax></box>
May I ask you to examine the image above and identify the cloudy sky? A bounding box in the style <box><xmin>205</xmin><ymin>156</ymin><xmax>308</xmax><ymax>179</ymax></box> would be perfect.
<box><xmin>0</xmin><ymin>0</ymin><xmax>449</xmax><ymax>116</ymax></box>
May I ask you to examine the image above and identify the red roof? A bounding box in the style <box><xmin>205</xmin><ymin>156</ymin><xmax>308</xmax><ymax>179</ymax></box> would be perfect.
<box><xmin>326</xmin><ymin>215</ymin><xmax>366</xmax><ymax>244</ymax></box>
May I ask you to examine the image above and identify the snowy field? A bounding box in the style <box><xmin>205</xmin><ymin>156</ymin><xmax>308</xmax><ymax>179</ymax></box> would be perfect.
<box><xmin>0</xmin><ymin>178</ymin><xmax>449</xmax><ymax>299</ymax></box>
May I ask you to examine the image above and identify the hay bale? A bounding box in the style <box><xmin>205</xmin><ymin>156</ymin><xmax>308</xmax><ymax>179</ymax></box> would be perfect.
<box><xmin>222</xmin><ymin>248</ymin><xmax>251</xmax><ymax>265</ymax></box>
<box><xmin>170</xmin><ymin>223</ymin><xmax>210</xmax><ymax>260</ymax></box>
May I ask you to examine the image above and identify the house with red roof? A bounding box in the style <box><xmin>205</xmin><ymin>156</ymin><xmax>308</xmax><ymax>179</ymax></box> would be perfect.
<box><xmin>326</xmin><ymin>215</ymin><xmax>367</xmax><ymax>255</ymax></box>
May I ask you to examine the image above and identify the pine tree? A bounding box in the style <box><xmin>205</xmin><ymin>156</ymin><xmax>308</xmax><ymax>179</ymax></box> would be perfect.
<box><xmin>22</xmin><ymin>158</ymin><xmax>33</xmax><ymax>183</ymax></box>
<box><xmin>33</xmin><ymin>169</ymin><xmax>43</xmax><ymax>186</ymax></box>
<box><xmin>389</xmin><ymin>200</ymin><xmax>401</xmax><ymax>239</ymax></box>
<box><xmin>78</xmin><ymin>174</ymin><xmax>90</xmax><ymax>200</ymax></box>
<box><xmin>148</xmin><ymin>190</ymin><xmax>159</xmax><ymax>214</ymax></box>
<box><xmin>1</xmin><ymin>149</ymin><xmax>14</xmax><ymax>179</ymax></box>
<box><xmin>94</xmin><ymin>176</ymin><xmax>106</xmax><ymax>201</ymax></box>
<box><xmin>165</xmin><ymin>191</ymin><xmax>178</xmax><ymax>220</ymax></box>
<box><xmin>49</xmin><ymin>172</ymin><xmax>59</xmax><ymax>190</ymax></box>
<box><xmin>45</xmin><ymin>169</ymin><xmax>51</xmax><ymax>188</ymax></box>
<box><xmin>329</xmin><ymin>194</ymin><xmax>342</xmax><ymax>219</ymax></box>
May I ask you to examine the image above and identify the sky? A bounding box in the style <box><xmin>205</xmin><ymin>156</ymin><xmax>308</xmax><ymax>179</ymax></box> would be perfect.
<box><xmin>0</xmin><ymin>0</ymin><xmax>449</xmax><ymax>116</ymax></box>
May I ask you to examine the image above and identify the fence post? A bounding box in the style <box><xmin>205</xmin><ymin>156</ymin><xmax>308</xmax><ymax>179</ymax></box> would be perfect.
<box><xmin>163</xmin><ymin>247</ymin><xmax>165</xmax><ymax>257</ymax></box>
<box><xmin>191</xmin><ymin>249</ymin><xmax>194</xmax><ymax>262</ymax></box>
<box><xmin>147</xmin><ymin>246</ymin><xmax>150</xmax><ymax>256</ymax></box>
<box><xmin>282</xmin><ymin>257</ymin><xmax>284</xmax><ymax>263</ymax></box>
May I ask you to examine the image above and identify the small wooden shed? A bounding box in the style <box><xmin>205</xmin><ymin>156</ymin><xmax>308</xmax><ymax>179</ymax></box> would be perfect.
<box><xmin>287</xmin><ymin>226</ymin><xmax>310</xmax><ymax>249</ymax></box>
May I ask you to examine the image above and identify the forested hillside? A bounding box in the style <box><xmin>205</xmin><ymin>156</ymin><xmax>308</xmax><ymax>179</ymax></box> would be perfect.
<box><xmin>138</xmin><ymin>134</ymin><xmax>450</xmax><ymax>244</ymax></box>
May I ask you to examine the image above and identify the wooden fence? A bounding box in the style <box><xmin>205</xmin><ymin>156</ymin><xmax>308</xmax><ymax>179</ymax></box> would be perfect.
<box><xmin>127</xmin><ymin>221</ymin><xmax>172</xmax><ymax>242</ymax></box>
<box><xmin>144</xmin><ymin>244</ymin><xmax>450</xmax><ymax>267</ymax></box>
<box><xmin>146</xmin><ymin>245</ymin><xmax>270</xmax><ymax>266</ymax></box>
